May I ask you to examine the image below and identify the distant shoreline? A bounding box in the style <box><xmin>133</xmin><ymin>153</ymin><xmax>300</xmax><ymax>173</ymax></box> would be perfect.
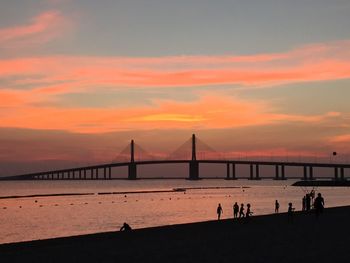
<box><xmin>293</xmin><ymin>180</ymin><xmax>350</xmax><ymax>186</ymax></box>
<box><xmin>0</xmin><ymin>186</ymin><xmax>249</xmax><ymax>199</ymax></box>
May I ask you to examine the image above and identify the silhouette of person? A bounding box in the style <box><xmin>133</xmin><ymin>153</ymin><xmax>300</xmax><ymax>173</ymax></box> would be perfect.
<box><xmin>246</xmin><ymin>203</ymin><xmax>253</xmax><ymax>218</ymax></box>
<box><xmin>275</xmin><ymin>200</ymin><xmax>280</xmax><ymax>213</ymax></box>
<box><xmin>302</xmin><ymin>195</ymin><xmax>306</xmax><ymax>211</ymax></box>
<box><xmin>314</xmin><ymin>193</ymin><xmax>325</xmax><ymax>216</ymax></box>
<box><xmin>288</xmin><ymin>202</ymin><xmax>295</xmax><ymax>222</ymax></box>
<box><xmin>233</xmin><ymin>202</ymin><xmax>239</xmax><ymax>218</ymax></box>
<box><xmin>120</xmin><ymin>222</ymin><xmax>132</xmax><ymax>231</ymax></box>
<box><xmin>217</xmin><ymin>203</ymin><xmax>223</xmax><ymax>220</ymax></box>
<box><xmin>239</xmin><ymin>203</ymin><xmax>245</xmax><ymax>218</ymax></box>
<box><xmin>306</xmin><ymin>194</ymin><xmax>311</xmax><ymax>211</ymax></box>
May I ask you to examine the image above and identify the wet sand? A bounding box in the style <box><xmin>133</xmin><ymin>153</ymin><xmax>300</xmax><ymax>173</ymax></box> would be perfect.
<box><xmin>0</xmin><ymin>206</ymin><xmax>349</xmax><ymax>263</ymax></box>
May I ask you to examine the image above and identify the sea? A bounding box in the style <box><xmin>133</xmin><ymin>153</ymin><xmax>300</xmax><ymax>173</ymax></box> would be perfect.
<box><xmin>0</xmin><ymin>179</ymin><xmax>349</xmax><ymax>244</ymax></box>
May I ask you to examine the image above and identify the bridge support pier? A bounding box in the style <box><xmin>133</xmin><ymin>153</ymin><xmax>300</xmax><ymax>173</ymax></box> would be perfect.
<box><xmin>274</xmin><ymin>165</ymin><xmax>279</xmax><ymax>180</ymax></box>
<box><xmin>249</xmin><ymin>164</ymin><xmax>254</xmax><ymax>180</ymax></box>
<box><xmin>108</xmin><ymin>167</ymin><xmax>112</xmax><ymax>179</ymax></box>
<box><xmin>104</xmin><ymin>167</ymin><xmax>107</xmax><ymax>179</ymax></box>
<box><xmin>255</xmin><ymin>164</ymin><xmax>260</xmax><ymax>180</ymax></box>
<box><xmin>281</xmin><ymin>165</ymin><xmax>285</xmax><ymax>180</ymax></box>
<box><xmin>334</xmin><ymin>167</ymin><xmax>338</xmax><ymax>180</ymax></box>
<box><xmin>309</xmin><ymin>166</ymin><xmax>313</xmax><ymax>180</ymax></box>
<box><xmin>303</xmin><ymin>166</ymin><xmax>307</xmax><ymax>180</ymax></box>
<box><xmin>95</xmin><ymin>168</ymin><xmax>99</xmax><ymax>180</ymax></box>
<box><xmin>128</xmin><ymin>163</ymin><xmax>137</xmax><ymax>180</ymax></box>
<box><xmin>340</xmin><ymin>167</ymin><xmax>345</xmax><ymax>180</ymax></box>
<box><xmin>226</xmin><ymin>163</ymin><xmax>230</xmax><ymax>180</ymax></box>
<box><xmin>231</xmin><ymin>163</ymin><xmax>236</xmax><ymax>179</ymax></box>
<box><xmin>189</xmin><ymin>161</ymin><xmax>199</xmax><ymax>180</ymax></box>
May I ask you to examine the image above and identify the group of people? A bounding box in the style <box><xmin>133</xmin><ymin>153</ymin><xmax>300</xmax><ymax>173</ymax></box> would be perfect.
<box><xmin>122</xmin><ymin>192</ymin><xmax>326</xmax><ymax>230</ymax></box>
<box><xmin>216</xmin><ymin>202</ymin><xmax>253</xmax><ymax>220</ymax></box>
<box><xmin>276</xmin><ymin>192</ymin><xmax>325</xmax><ymax>220</ymax></box>
<box><xmin>302</xmin><ymin>191</ymin><xmax>314</xmax><ymax>211</ymax></box>
<box><xmin>217</xmin><ymin>192</ymin><xmax>325</xmax><ymax>222</ymax></box>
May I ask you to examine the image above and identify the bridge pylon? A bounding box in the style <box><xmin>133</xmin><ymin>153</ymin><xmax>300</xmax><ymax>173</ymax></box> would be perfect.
<box><xmin>189</xmin><ymin>134</ymin><xmax>199</xmax><ymax>180</ymax></box>
<box><xmin>128</xmin><ymin>140</ymin><xmax>137</xmax><ymax>180</ymax></box>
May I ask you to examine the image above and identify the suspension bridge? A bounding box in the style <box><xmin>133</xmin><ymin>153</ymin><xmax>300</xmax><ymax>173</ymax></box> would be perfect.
<box><xmin>1</xmin><ymin>134</ymin><xmax>349</xmax><ymax>181</ymax></box>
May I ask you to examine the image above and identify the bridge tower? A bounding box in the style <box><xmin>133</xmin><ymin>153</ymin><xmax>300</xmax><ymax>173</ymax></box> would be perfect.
<box><xmin>128</xmin><ymin>140</ymin><xmax>137</xmax><ymax>180</ymax></box>
<box><xmin>189</xmin><ymin>134</ymin><xmax>199</xmax><ymax>180</ymax></box>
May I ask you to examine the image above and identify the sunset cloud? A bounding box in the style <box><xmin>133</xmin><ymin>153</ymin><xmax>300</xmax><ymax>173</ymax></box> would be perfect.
<box><xmin>329</xmin><ymin>134</ymin><xmax>350</xmax><ymax>143</ymax></box>
<box><xmin>0</xmin><ymin>10</ymin><xmax>70</xmax><ymax>47</ymax></box>
<box><xmin>1</xmin><ymin>40</ymin><xmax>350</xmax><ymax>91</ymax></box>
<box><xmin>0</xmin><ymin>91</ymin><xmax>342</xmax><ymax>133</ymax></box>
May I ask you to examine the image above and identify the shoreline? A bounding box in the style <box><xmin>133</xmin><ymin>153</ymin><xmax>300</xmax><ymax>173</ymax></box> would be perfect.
<box><xmin>1</xmin><ymin>205</ymin><xmax>349</xmax><ymax>262</ymax></box>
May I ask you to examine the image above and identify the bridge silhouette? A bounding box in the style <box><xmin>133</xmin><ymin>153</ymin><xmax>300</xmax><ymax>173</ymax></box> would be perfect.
<box><xmin>1</xmin><ymin>134</ymin><xmax>349</xmax><ymax>181</ymax></box>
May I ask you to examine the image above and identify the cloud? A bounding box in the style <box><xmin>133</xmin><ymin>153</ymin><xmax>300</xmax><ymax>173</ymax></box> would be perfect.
<box><xmin>0</xmin><ymin>10</ymin><xmax>70</xmax><ymax>48</ymax></box>
<box><xmin>0</xmin><ymin>91</ymin><xmax>342</xmax><ymax>133</ymax></box>
<box><xmin>1</xmin><ymin>40</ymin><xmax>350</xmax><ymax>91</ymax></box>
<box><xmin>329</xmin><ymin>134</ymin><xmax>350</xmax><ymax>143</ymax></box>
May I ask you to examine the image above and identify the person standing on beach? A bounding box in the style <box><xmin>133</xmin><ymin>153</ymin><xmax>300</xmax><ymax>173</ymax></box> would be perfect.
<box><xmin>306</xmin><ymin>194</ymin><xmax>311</xmax><ymax>211</ymax></box>
<box><xmin>314</xmin><ymin>193</ymin><xmax>325</xmax><ymax>217</ymax></box>
<box><xmin>217</xmin><ymin>203</ymin><xmax>223</xmax><ymax>220</ymax></box>
<box><xmin>288</xmin><ymin>202</ymin><xmax>295</xmax><ymax>222</ymax></box>
<box><xmin>239</xmin><ymin>203</ymin><xmax>245</xmax><ymax>218</ymax></box>
<box><xmin>302</xmin><ymin>195</ymin><xmax>306</xmax><ymax>211</ymax></box>
<box><xmin>275</xmin><ymin>200</ymin><xmax>280</xmax><ymax>213</ymax></box>
<box><xmin>233</xmin><ymin>202</ymin><xmax>239</xmax><ymax>218</ymax></box>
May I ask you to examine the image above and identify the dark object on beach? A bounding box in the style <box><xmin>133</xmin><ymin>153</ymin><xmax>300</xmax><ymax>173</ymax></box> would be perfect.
<box><xmin>314</xmin><ymin>193</ymin><xmax>325</xmax><ymax>217</ymax></box>
<box><xmin>217</xmin><ymin>203</ymin><xmax>223</xmax><ymax>220</ymax></box>
<box><xmin>120</xmin><ymin>223</ymin><xmax>132</xmax><ymax>231</ymax></box>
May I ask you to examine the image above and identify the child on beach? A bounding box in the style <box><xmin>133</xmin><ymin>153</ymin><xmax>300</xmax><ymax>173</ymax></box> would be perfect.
<box><xmin>120</xmin><ymin>222</ymin><xmax>132</xmax><ymax>231</ymax></box>
<box><xmin>246</xmin><ymin>203</ymin><xmax>253</xmax><ymax>218</ymax></box>
<box><xmin>239</xmin><ymin>203</ymin><xmax>245</xmax><ymax>218</ymax></box>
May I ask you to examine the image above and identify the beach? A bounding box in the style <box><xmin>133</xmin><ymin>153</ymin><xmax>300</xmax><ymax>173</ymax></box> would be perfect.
<box><xmin>1</xmin><ymin>205</ymin><xmax>349</xmax><ymax>263</ymax></box>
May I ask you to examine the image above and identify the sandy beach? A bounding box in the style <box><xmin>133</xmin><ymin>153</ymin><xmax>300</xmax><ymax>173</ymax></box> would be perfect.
<box><xmin>1</xmin><ymin>205</ymin><xmax>349</xmax><ymax>263</ymax></box>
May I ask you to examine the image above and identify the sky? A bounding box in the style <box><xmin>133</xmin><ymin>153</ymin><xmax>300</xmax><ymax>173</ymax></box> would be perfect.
<box><xmin>1</xmin><ymin>0</ymin><xmax>350</xmax><ymax>176</ymax></box>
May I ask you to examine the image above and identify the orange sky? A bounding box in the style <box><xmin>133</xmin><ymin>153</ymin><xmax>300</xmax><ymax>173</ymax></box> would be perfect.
<box><xmin>1</xmin><ymin>2</ymin><xmax>350</xmax><ymax>175</ymax></box>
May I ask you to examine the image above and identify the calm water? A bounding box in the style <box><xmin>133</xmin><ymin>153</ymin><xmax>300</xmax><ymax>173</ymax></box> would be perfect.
<box><xmin>0</xmin><ymin>179</ymin><xmax>349</xmax><ymax>244</ymax></box>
